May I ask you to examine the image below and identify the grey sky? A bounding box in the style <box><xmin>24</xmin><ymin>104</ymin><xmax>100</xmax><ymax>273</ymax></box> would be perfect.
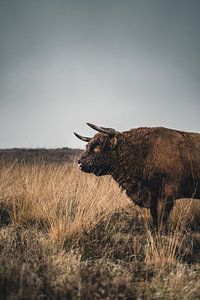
<box><xmin>0</xmin><ymin>0</ymin><xmax>199</xmax><ymax>148</ymax></box>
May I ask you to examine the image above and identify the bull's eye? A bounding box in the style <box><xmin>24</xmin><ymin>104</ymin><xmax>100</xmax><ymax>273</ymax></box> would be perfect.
<box><xmin>93</xmin><ymin>145</ymin><xmax>101</xmax><ymax>153</ymax></box>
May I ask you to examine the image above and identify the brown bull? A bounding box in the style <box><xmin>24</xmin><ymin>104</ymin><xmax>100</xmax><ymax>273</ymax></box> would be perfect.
<box><xmin>74</xmin><ymin>123</ymin><xmax>200</xmax><ymax>231</ymax></box>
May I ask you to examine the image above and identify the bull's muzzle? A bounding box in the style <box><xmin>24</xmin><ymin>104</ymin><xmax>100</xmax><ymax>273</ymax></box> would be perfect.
<box><xmin>78</xmin><ymin>159</ymin><xmax>91</xmax><ymax>173</ymax></box>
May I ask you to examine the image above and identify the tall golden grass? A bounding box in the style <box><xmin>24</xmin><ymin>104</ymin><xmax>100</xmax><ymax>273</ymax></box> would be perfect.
<box><xmin>0</xmin><ymin>160</ymin><xmax>200</xmax><ymax>299</ymax></box>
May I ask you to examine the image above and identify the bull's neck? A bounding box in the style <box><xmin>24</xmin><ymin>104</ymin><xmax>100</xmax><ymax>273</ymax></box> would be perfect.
<box><xmin>111</xmin><ymin>137</ymin><xmax>147</xmax><ymax>191</ymax></box>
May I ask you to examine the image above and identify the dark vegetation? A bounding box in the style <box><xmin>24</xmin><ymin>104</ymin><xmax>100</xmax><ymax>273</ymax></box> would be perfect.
<box><xmin>0</xmin><ymin>148</ymin><xmax>82</xmax><ymax>164</ymax></box>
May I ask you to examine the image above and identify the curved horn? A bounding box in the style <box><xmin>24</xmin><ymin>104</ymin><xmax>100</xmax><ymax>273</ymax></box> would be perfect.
<box><xmin>74</xmin><ymin>132</ymin><xmax>91</xmax><ymax>142</ymax></box>
<box><xmin>86</xmin><ymin>123</ymin><xmax>118</xmax><ymax>136</ymax></box>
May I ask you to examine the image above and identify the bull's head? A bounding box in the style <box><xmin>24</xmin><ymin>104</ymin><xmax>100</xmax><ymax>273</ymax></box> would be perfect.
<box><xmin>74</xmin><ymin>123</ymin><xmax>119</xmax><ymax>176</ymax></box>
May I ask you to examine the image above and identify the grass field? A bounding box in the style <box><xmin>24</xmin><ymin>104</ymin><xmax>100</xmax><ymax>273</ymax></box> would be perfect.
<box><xmin>0</xmin><ymin>159</ymin><xmax>200</xmax><ymax>299</ymax></box>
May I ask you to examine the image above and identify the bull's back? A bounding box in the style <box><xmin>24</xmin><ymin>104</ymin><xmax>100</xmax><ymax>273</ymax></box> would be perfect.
<box><xmin>124</xmin><ymin>126</ymin><xmax>200</xmax><ymax>178</ymax></box>
<box><xmin>143</xmin><ymin>128</ymin><xmax>200</xmax><ymax>179</ymax></box>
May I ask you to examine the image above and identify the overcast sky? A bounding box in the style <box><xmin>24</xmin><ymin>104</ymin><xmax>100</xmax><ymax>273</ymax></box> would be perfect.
<box><xmin>0</xmin><ymin>0</ymin><xmax>199</xmax><ymax>149</ymax></box>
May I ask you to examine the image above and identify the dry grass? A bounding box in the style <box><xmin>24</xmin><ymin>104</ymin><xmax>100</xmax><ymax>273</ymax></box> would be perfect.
<box><xmin>0</xmin><ymin>159</ymin><xmax>200</xmax><ymax>299</ymax></box>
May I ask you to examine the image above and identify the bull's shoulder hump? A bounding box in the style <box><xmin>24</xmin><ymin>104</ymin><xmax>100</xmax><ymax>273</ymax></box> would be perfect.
<box><xmin>121</xmin><ymin>127</ymin><xmax>178</xmax><ymax>141</ymax></box>
<box><xmin>122</xmin><ymin>126</ymin><xmax>200</xmax><ymax>139</ymax></box>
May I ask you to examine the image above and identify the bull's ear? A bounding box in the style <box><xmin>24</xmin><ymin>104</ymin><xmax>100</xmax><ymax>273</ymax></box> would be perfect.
<box><xmin>110</xmin><ymin>136</ymin><xmax>118</xmax><ymax>149</ymax></box>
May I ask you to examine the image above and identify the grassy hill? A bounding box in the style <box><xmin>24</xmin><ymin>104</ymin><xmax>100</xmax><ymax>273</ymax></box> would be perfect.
<box><xmin>0</xmin><ymin>153</ymin><xmax>200</xmax><ymax>299</ymax></box>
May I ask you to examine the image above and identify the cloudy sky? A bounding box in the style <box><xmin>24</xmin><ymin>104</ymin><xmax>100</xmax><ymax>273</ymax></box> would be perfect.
<box><xmin>0</xmin><ymin>0</ymin><xmax>199</xmax><ymax>148</ymax></box>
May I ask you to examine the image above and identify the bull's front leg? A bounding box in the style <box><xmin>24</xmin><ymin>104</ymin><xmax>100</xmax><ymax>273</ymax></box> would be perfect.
<box><xmin>150</xmin><ymin>196</ymin><xmax>158</xmax><ymax>230</ymax></box>
<box><xmin>158</xmin><ymin>196</ymin><xmax>175</xmax><ymax>233</ymax></box>
<box><xmin>128</xmin><ymin>186</ymin><xmax>159</xmax><ymax>229</ymax></box>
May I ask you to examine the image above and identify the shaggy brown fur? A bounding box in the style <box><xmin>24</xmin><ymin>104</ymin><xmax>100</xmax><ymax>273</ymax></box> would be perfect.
<box><xmin>76</xmin><ymin>126</ymin><xmax>200</xmax><ymax>230</ymax></box>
